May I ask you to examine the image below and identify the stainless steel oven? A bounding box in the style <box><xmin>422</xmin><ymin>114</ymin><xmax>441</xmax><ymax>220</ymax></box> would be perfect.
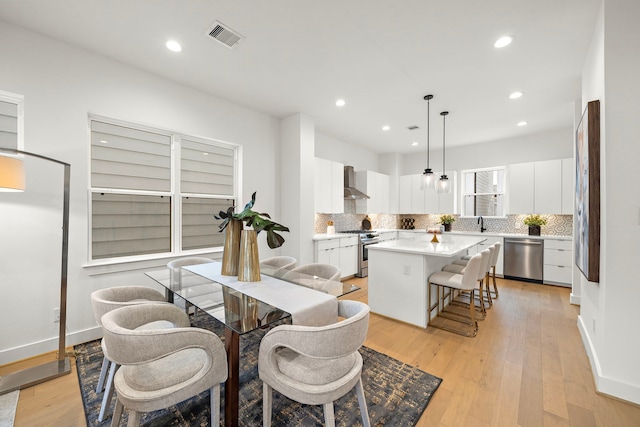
<box><xmin>358</xmin><ymin>235</ymin><xmax>379</xmax><ymax>277</ymax></box>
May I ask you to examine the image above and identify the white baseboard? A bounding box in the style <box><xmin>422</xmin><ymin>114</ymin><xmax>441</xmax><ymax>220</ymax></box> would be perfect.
<box><xmin>0</xmin><ymin>326</ymin><xmax>102</xmax><ymax>365</ymax></box>
<box><xmin>577</xmin><ymin>315</ymin><xmax>640</xmax><ymax>405</ymax></box>
<box><xmin>570</xmin><ymin>292</ymin><xmax>581</xmax><ymax>305</ymax></box>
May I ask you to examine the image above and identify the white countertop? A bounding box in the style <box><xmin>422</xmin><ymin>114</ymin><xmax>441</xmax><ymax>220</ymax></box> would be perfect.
<box><xmin>313</xmin><ymin>229</ymin><xmax>571</xmax><ymax>241</ymax></box>
<box><xmin>367</xmin><ymin>234</ymin><xmax>486</xmax><ymax>257</ymax></box>
<box><xmin>312</xmin><ymin>233</ymin><xmax>354</xmax><ymax>241</ymax></box>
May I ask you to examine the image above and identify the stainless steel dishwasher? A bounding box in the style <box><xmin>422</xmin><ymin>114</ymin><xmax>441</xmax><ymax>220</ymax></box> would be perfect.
<box><xmin>504</xmin><ymin>238</ymin><xmax>544</xmax><ymax>283</ymax></box>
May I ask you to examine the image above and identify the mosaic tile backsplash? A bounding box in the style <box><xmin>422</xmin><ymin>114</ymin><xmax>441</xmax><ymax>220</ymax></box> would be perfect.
<box><xmin>315</xmin><ymin>200</ymin><xmax>573</xmax><ymax>236</ymax></box>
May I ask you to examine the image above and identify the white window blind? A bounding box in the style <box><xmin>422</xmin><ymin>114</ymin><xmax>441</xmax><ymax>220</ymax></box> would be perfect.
<box><xmin>181</xmin><ymin>138</ymin><xmax>234</xmax><ymax>195</ymax></box>
<box><xmin>90</xmin><ymin>118</ymin><xmax>237</xmax><ymax>261</ymax></box>
<box><xmin>0</xmin><ymin>100</ymin><xmax>18</xmax><ymax>149</ymax></box>
<box><xmin>91</xmin><ymin>121</ymin><xmax>171</xmax><ymax>191</ymax></box>
<box><xmin>92</xmin><ymin>193</ymin><xmax>171</xmax><ymax>259</ymax></box>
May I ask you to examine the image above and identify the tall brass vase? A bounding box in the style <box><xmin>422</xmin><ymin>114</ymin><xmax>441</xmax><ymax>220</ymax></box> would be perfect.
<box><xmin>221</xmin><ymin>219</ymin><xmax>243</xmax><ymax>276</ymax></box>
<box><xmin>238</xmin><ymin>230</ymin><xmax>261</xmax><ymax>282</ymax></box>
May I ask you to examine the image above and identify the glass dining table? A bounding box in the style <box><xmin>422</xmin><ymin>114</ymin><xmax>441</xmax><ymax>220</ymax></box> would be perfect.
<box><xmin>145</xmin><ymin>261</ymin><xmax>359</xmax><ymax>427</ymax></box>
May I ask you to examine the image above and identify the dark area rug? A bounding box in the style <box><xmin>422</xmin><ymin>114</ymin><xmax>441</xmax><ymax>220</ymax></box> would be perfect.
<box><xmin>75</xmin><ymin>315</ymin><xmax>442</xmax><ymax>426</ymax></box>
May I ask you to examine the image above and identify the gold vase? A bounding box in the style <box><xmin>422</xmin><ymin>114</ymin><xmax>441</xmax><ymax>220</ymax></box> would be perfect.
<box><xmin>221</xmin><ymin>219</ymin><xmax>243</xmax><ymax>276</ymax></box>
<box><xmin>238</xmin><ymin>229</ymin><xmax>261</xmax><ymax>282</ymax></box>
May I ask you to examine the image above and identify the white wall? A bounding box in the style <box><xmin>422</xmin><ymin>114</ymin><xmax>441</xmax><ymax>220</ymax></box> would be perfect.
<box><xmin>315</xmin><ymin>132</ymin><xmax>379</xmax><ymax>172</ymax></box>
<box><xmin>0</xmin><ymin>22</ymin><xmax>281</xmax><ymax>363</ymax></box>
<box><xmin>401</xmin><ymin>127</ymin><xmax>573</xmax><ymax>176</ymax></box>
<box><xmin>578</xmin><ymin>0</ymin><xmax>640</xmax><ymax>405</ymax></box>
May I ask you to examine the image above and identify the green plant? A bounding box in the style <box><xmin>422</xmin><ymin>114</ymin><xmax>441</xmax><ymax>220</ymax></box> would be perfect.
<box><xmin>523</xmin><ymin>214</ymin><xmax>548</xmax><ymax>227</ymax></box>
<box><xmin>438</xmin><ymin>214</ymin><xmax>456</xmax><ymax>225</ymax></box>
<box><xmin>214</xmin><ymin>192</ymin><xmax>290</xmax><ymax>249</ymax></box>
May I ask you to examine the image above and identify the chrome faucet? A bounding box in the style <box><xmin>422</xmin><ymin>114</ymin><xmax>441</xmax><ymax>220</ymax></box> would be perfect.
<box><xmin>478</xmin><ymin>216</ymin><xmax>486</xmax><ymax>233</ymax></box>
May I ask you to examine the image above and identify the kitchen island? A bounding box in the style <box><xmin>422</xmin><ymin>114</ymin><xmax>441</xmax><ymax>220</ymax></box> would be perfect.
<box><xmin>367</xmin><ymin>233</ymin><xmax>486</xmax><ymax>328</ymax></box>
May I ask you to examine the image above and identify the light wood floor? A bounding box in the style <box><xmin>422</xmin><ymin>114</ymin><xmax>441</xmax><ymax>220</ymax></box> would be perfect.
<box><xmin>3</xmin><ymin>278</ymin><xmax>639</xmax><ymax>426</ymax></box>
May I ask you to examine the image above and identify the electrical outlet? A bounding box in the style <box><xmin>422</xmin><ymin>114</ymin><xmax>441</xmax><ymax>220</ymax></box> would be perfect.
<box><xmin>402</xmin><ymin>264</ymin><xmax>410</xmax><ymax>275</ymax></box>
<box><xmin>54</xmin><ymin>308</ymin><xmax>60</xmax><ymax>323</ymax></box>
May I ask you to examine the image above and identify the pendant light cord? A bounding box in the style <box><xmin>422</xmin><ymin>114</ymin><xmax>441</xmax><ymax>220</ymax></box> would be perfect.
<box><xmin>424</xmin><ymin>94</ymin><xmax>433</xmax><ymax>171</ymax></box>
<box><xmin>426</xmin><ymin>97</ymin><xmax>430</xmax><ymax>168</ymax></box>
<box><xmin>441</xmin><ymin>111</ymin><xmax>449</xmax><ymax>174</ymax></box>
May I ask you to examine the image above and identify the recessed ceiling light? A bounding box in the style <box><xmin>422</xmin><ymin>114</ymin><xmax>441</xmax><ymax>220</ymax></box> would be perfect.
<box><xmin>202</xmin><ymin>152</ymin><xmax>209</xmax><ymax>155</ymax></box>
<box><xmin>166</xmin><ymin>40</ymin><xmax>183</xmax><ymax>52</ymax></box>
<box><xmin>411</xmin><ymin>141</ymin><xmax>419</xmax><ymax>146</ymax></box>
<box><xmin>517</xmin><ymin>121</ymin><xmax>528</xmax><ymax>127</ymax></box>
<box><xmin>509</xmin><ymin>91</ymin><xmax>523</xmax><ymax>99</ymax></box>
<box><xmin>335</xmin><ymin>99</ymin><xmax>346</xmax><ymax>107</ymax></box>
<box><xmin>494</xmin><ymin>36</ymin><xmax>513</xmax><ymax>48</ymax></box>
<box><xmin>99</xmin><ymin>140</ymin><xmax>108</xmax><ymax>144</ymax></box>
<box><xmin>382</xmin><ymin>125</ymin><xmax>390</xmax><ymax>131</ymax></box>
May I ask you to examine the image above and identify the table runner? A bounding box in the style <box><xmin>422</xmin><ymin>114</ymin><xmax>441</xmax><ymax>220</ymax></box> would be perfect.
<box><xmin>185</xmin><ymin>262</ymin><xmax>338</xmax><ymax>327</ymax></box>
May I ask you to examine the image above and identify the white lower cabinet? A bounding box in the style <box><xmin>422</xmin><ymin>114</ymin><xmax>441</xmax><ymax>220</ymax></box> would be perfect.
<box><xmin>544</xmin><ymin>239</ymin><xmax>572</xmax><ymax>286</ymax></box>
<box><xmin>464</xmin><ymin>236</ymin><xmax>504</xmax><ymax>276</ymax></box>
<box><xmin>315</xmin><ymin>239</ymin><xmax>340</xmax><ymax>268</ymax></box>
<box><xmin>314</xmin><ymin>235</ymin><xmax>358</xmax><ymax>279</ymax></box>
<box><xmin>377</xmin><ymin>231</ymin><xmax>397</xmax><ymax>241</ymax></box>
<box><xmin>339</xmin><ymin>237</ymin><xmax>358</xmax><ymax>278</ymax></box>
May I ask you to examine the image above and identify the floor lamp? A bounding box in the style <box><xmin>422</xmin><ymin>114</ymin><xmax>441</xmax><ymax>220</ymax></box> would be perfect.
<box><xmin>0</xmin><ymin>148</ymin><xmax>71</xmax><ymax>395</ymax></box>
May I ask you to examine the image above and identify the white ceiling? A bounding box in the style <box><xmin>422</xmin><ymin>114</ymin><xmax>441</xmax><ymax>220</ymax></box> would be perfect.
<box><xmin>0</xmin><ymin>0</ymin><xmax>600</xmax><ymax>153</ymax></box>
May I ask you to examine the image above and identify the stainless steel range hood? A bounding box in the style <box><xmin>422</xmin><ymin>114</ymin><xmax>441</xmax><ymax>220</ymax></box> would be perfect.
<box><xmin>343</xmin><ymin>165</ymin><xmax>370</xmax><ymax>199</ymax></box>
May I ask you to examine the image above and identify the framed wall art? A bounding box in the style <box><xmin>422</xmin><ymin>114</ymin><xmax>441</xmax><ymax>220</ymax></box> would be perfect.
<box><xmin>574</xmin><ymin>99</ymin><xmax>600</xmax><ymax>282</ymax></box>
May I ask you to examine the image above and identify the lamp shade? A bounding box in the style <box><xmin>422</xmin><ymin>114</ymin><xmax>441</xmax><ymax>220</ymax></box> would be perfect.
<box><xmin>437</xmin><ymin>175</ymin><xmax>451</xmax><ymax>193</ymax></box>
<box><xmin>421</xmin><ymin>168</ymin><xmax>436</xmax><ymax>191</ymax></box>
<box><xmin>0</xmin><ymin>155</ymin><xmax>25</xmax><ymax>191</ymax></box>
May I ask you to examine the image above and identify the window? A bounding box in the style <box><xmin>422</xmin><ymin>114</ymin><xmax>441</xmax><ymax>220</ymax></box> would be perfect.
<box><xmin>0</xmin><ymin>91</ymin><xmax>24</xmax><ymax>150</ymax></box>
<box><xmin>461</xmin><ymin>167</ymin><xmax>505</xmax><ymax>216</ymax></box>
<box><xmin>89</xmin><ymin>117</ymin><xmax>238</xmax><ymax>261</ymax></box>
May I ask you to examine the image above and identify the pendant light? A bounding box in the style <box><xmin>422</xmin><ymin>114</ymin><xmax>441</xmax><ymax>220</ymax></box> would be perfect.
<box><xmin>420</xmin><ymin>94</ymin><xmax>436</xmax><ymax>191</ymax></box>
<box><xmin>438</xmin><ymin>111</ymin><xmax>451</xmax><ymax>193</ymax></box>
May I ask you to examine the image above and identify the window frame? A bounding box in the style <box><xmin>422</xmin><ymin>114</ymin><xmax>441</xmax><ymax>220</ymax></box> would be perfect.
<box><xmin>460</xmin><ymin>166</ymin><xmax>506</xmax><ymax>218</ymax></box>
<box><xmin>0</xmin><ymin>90</ymin><xmax>24</xmax><ymax>151</ymax></box>
<box><xmin>86</xmin><ymin>114</ymin><xmax>241</xmax><ymax>266</ymax></box>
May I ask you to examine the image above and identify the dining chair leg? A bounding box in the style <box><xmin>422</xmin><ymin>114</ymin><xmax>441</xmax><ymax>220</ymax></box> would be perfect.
<box><xmin>128</xmin><ymin>410</ymin><xmax>142</xmax><ymax>427</ymax></box>
<box><xmin>96</xmin><ymin>356</ymin><xmax>109</xmax><ymax>392</ymax></box>
<box><xmin>323</xmin><ymin>402</ymin><xmax>336</xmax><ymax>427</ymax></box>
<box><xmin>263</xmin><ymin>383</ymin><xmax>273</xmax><ymax>427</ymax></box>
<box><xmin>98</xmin><ymin>360</ymin><xmax>118</xmax><ymax>422</ymax></box>
<box><xmin>492</xmin><ymin>266</ymin><xmax>499</xmax><ymax>298</ymax></box>
<box><xmin>210</xmin><ymin>384</ymin><xmax>220</xmax><ymax>427</ymax></box>
<box><xmin>355</xmin><ymin>378</ymin><xmax>371</xmax><ymax>427</ymax></box>
<box><xmin>112</xmin><ymin>397</ymin><xmax>124</xmax><ymax>426</ymax></box>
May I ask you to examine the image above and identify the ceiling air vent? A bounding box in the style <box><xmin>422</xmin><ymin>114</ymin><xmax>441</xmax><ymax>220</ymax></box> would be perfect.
<box><xmin>206</xmin><ymin>21</ymin><xmax>244</xmax><ymax>49</ymax></box>
<box><xmin>407</xmin><ymin>125</ymin><xmax>420</xmax><ymax>130</ymax></box>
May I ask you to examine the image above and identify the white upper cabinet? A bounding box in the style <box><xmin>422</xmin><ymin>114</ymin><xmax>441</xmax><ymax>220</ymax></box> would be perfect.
<box><xmin>508</xmin><ymin>162</ymin><xmax>535</xmax><ymax>213</ymax></box>
<box><xmin>355</xmin><ymin>170</ymin><xmax>390</xmax><ymax>214</ymax></box>
<box><xmin>534</xmin><ymin>160</ymin><xmax>562</xmax><ymax>214</ymax></box>
<box><xmin>314</xmin><ymin>157</ymin><xmax>344</xmax><ymax>213</ymax></box>
<box><xmin>561</xmin><ymin>158</ymin><xmax>573</xmax><ymax>214</ymax></box>
<box><xmin>398</xmin><ymin>171</ymin><xmax>456</xmax><ymax>214</ymax></box>
<box><xmin>508</xmin><ymin>159</ymin><xmax>571</xmax><ymax>214</ymax></box>
<box><xmin>410</xmin><ymin>174</ymin><xmax>426</xmax><ymax>214</ymax></box>
<box><xmin>398</xmin><ymin>175</ymin><xmax>413</xmax><ymax>213</ymax></box>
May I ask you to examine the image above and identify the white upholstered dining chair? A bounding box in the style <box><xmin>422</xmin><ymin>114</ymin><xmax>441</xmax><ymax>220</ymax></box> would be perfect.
<box><xmin>90</xmin><ymin>286</ymin><xmax>167</xmax><ymax>422</ymax></box>
<box><xmin>101</xmin><ymin>303</ymin><xmax>228</xmax><ymax>427</ymax></box>
<box><xmin>167</xmin><ymin>256</ymin><xmax>215</xmax><ymax>317</ymax></box>
<box><xmin>258</xmin><ymin>299</ymin><xmax>371</xmax><ymax>427</ymax></box>
<box><xmin>260</xmin><ymin>255</ymin><xmax>298</xmax><ymax>277</ymax></box>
